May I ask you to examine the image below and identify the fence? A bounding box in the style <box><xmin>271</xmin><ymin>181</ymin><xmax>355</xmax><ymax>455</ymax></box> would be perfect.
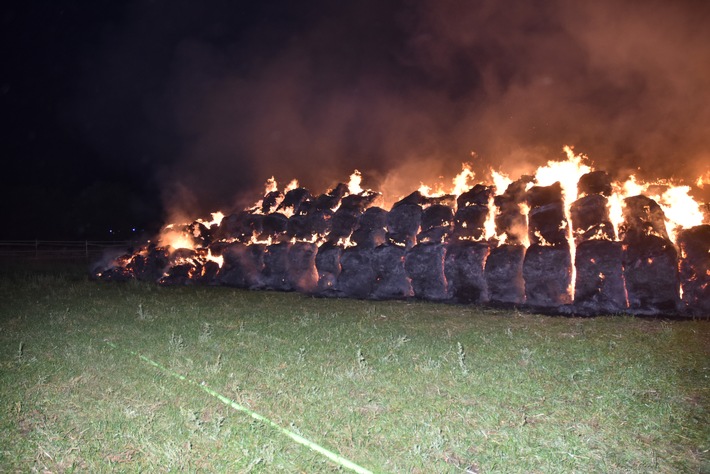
<box><xmin>0</xmin><ymin>240</ymin><xmax>138</xmax><ymax>260</ymax></box>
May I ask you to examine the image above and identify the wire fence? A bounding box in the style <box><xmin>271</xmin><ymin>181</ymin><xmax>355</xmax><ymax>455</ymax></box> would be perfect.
<box><xmin>0</xmin><ymin>240</ymin><xmax>139</xmax><ymax>260</ymax></box>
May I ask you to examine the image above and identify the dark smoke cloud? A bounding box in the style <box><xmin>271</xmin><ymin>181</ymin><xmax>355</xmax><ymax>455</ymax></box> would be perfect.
<box><xmin>79</xmin><ymin>0</ymin><xmax>710</xmax><ymax>218</ymax></box>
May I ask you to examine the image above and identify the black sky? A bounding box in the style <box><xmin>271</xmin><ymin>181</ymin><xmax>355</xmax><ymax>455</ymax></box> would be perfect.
<box><xmin>2</xmin><ymin>0</ymin><xmax>709</xmax><ymax>240</ymax></box>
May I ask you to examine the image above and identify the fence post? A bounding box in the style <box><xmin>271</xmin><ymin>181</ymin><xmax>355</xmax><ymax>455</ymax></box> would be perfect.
<box><xmin>85</xmin><ymin>241</ymin><xmax>89</xmax><ymax>259</ymax></box>
<box><xmin>35</xmin><ymin>239</ymin><xmax>38</xmax><ymax>258</ymax></box>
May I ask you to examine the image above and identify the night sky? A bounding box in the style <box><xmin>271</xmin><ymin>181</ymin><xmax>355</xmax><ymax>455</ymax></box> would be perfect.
<box><xmin>2</xmin><ymin>1</ymin><xmax>709</xmax><ymax>240</ymax></box>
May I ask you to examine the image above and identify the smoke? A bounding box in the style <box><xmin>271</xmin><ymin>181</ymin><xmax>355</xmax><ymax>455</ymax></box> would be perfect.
<box><xmin>79</xmin><ymin>0</ymin><xmax>710</xmax><ymax>218</ymax></box>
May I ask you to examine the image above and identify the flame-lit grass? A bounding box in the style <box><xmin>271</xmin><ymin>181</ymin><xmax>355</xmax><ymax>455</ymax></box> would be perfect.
<box><xmin>0</xmin><ymin>263</ymin><xmax>708</xmax><ymax>472</ymax></box>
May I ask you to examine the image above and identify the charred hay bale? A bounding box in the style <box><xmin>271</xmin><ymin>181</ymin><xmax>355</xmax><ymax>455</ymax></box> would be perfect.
<box><xmin>623</xmin><ymin>235</ymin><xmax>679</xmax><ymax>313</ymax></box>
<box><xmin>570</xmin><ymin>194</ymin><xmax>616</xmax><ymax>243</ymax></box>
<box><xmin>494</xmin><ymin>208</ymin><xmax>528</xmax><ymax>245</ymax></box>
<box><xmin>126</xmin><ymin>246</ymin><xmax>170</xmax><ymax>282</ymax></box>
<box><xmin>159</xmin><ymin>263</ymin><xmax>196</xmax><ymax>286</ymax></box>
<box><xmin>215</xmin><ymin>211</ymin><xmax>262</xmax><ymax>241</ymax></box>
<box><xmin>444</xmin><ymin>241</ymin><xmax>489</xmax><ymax>303</ymax></box>
<box><xmin>484</xmin><ymin>244</ymin><xmax>526</xmax><ymax>304</ymax></box>
<box><xmin>340</xmin><ymin>191</ymin><xmax>380</xmax><ymax>212</ymax></box>
<box><xmin>351</xmin><ymin>207</ymin><xmax>388</xmax><ymax>249</ymax></box>
<box><xmin>573</xmin><ymin>240</ymin><xmax>627</xmax><ymax>313</ymax></box>
<box><xmin>315</xmin><ymin>241</ymin><xmax>343</xmax><ymax>295</ymax></box>
<box><xmin>197</xmin><ymin>260</ymin><xmax>220</xmax><ymax>285</ymax></box>
<box><xmin>528</xmin><ymin>202</ymin><xmax>568</xmax><ymax>246</ymax></box>
<box><xmin>278</xmin><ymin>187</ymin><xmax>313</xmax><ymax>215</ymax></box>
<box><xmin>218</xmin><ymin>242</ymin><xmax>265</xmax><ymax>289</ymax></box>
<box><xmin>418</xmin><ymin>204</ymin><xmax>453</xmax><ymax>243</ymax></box>
<box><xmin>314</xmin><ymin>183</ymin><xmax>349</xmax><ymax>211</ymax></box>
<box><xmin>620</xmin><ymin>195</ymin><xmax>669</xmax><ymax>243</ymax></box>
<box><xmin>337</xmin><ymin>247</ymin><xmax>376</xmax><ymax>298</ymax></box>
<box><xmin>405</xmin><ymin>242</ymin><xmax>450</xmax><ymax>301</ymax></box>
<box><xmin>371</xmin><ymin>244</ymin><xmax>412</xmax><ymax>299</ymax></box>
<box><xmin>261</xmin><ymin>190</ymin><xmax>283</xmax><ymax>214</ymax></box>
<box><xmin>259</xmin><ymin>213</ymin><xmax>289</xmax><ymax>241</ymax></box>
<box><xmin>387</xmin><ymin>202</ymin><xmax>422</xmax><ymax>248</ymax></box>
<box><xmin>328</xmin><ymin>207</ymin><xmax>361</xmax><ymax>241</ymax></box>
<box><xmin>95</xmin><ymin>264</ymin><xmax>134</xmax><ymax>282</ymax></box>
<box><xmin>578</xmin><ymin>170</ymin><xmax>612</xmax><ymax>197</ymax></box>
<box><xmin>677</xmin><ymin>225</ymin><xmax>710</xmax><ymax>314</ymax></box>
<box><xmin>452</xmin><ymin>205</ymin><xmax>488</xmax><ymax>241</ymax></box>
<box><xmin>288</xmin><ymin>242</ymin><xmax>319</xmax><ymax>293</ymax></box>
<box><xmin>457</xmin><ymin>184</ymin><xmax>493</xmax><ymax>208</ymax></box>
<box><xmin>421</xmin><ymin>204</ymin><xmax>454</xmax><ymax>231</ymax></box>
<box><xmin>306</xmin><ymin>209</ymin><xmax>333</xmax><ymax>237</ymax></box>
<box><xmin>494</xmin><ymin>179</ymin><xmax>532</xmax><ymax>245</ymax></box>
<box><xmin>263</xmin><ymin>242</ymin><xmax>292</xmax><ymax>291</ymax></box>
<box><xmin>523</xmin><ymin>244</ymin><xmax>573</xmax><ymax>307</ymax></box>
<box><xmin>187</xmin><ymin>221</ymin><xmax>212</xmax><ymax>247</ymax></box>
<box><xmin>527</xmin><ymin>182</ymin><xmax>563</xmax><ymax>208</ymax></box>
<box><xmin>286</xmin><ymin>215</ymin><xmax>311</xmax><ymax>240</ymax></box>
<box><xmin>417</xmin><ymin>226</ymin><xmax>451</xmax><ymax>244</ymax></box>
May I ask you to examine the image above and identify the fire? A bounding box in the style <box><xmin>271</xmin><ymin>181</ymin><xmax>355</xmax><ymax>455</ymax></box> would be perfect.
<box><xmin>97</xmin><ymin>144</ymin><xmax>708</xmax><ymax>317</ymax></box>
<box><xmin>158</xmin><ymin>226</ymin><xmax>195</xmax><ymax>251</ymax></box>
<box><xmin>655</xmin><ymin>185</ymin><xmax>703</xmax><ymax>242</ymax></box>
<box><xmin>197</xmin><ymin>211</ymin><xmax>224</xmax><ymax>228</ymax></box>
<box><xmin>451</xmin><ymin>163</ymin><xmax>476</xmax><ymax>197</ymax></box>
<box><xmin>348</xmin><ymin>170</ymin><xmax>364</xmax><ymax>195</ymax></box>
<box><xmin>265</xmin><ymin>176</ymin><xmax>278</xmax><ymax>194</ymax></box>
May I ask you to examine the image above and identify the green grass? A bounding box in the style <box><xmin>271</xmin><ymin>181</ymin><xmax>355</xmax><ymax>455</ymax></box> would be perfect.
<box><xmin>0</xmin><ymin>262</ymin><xmax>708</xmax><ymax>472</ymax></box>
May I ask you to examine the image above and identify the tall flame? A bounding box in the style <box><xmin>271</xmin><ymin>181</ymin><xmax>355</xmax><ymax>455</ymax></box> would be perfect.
<box><xmin>348</xmin><ymin>170</ymin><xmax>364</xmax><ymax>195</ymax></box>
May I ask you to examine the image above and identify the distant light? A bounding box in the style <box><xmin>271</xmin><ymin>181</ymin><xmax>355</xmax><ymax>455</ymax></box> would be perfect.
<box><xmin>132</xmin><ymin>228</ymin><xmax>136</xmax><ymax>232</ymax></box>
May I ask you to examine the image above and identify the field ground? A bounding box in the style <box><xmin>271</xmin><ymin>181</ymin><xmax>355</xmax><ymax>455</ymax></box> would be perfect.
<box><xmin>0</xmin><ymin>261</ymin><xmax>708</xmax><ymax>472</ymax></box>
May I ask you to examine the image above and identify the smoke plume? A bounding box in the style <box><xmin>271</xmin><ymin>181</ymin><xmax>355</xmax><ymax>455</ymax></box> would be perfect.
<box><xmin>78</xmin><ymin>0</ymin><xmax>710</xmax><ymax>217</ymax></box>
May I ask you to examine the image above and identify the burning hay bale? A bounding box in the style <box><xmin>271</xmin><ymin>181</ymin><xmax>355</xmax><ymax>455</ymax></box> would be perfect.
<box><xmin>372</xmin><ymin>244</ymin><xmax>412</xmax><ymax>299</ymax></box>
<box><xmin>387</xmin><ymin>199</ymin><xmax>422</xmax><ymax>249</ymax></box>
<box><xmin>263</xmin><ymin>242</ymin><xmax>292</xmax><ymax>291</ymax></box>
<box><xmin>92</xmin><ymin>157</ymin><xmax>709</xmax><ymax>317</ymax></box>
<box><xmin>623</xmin><ymin>236</ymin><xmax>680</xmax><ymax>313</ymax></box>
<box><xmin>405</xmin><ymin>242</ymin><xmax>450</xmax><ymax>301</ymax></box>
<box><xmin>337</xmin><ymin>246</ymin><xmax>376</xmax><ymax>299</ymax></box>
<box><xmin>315</xmin><ymin>241</ymin><xmax>342</xmax><ymax>295</ymax></box>
<box><xmin>523</xmin><ymin>244</ymin><xmax>573</xmax><ymax>307</ymax></box>
<box><xmin>573</xmin><ymin>240</ymin><xmax>627</xmax><ymax>313</ymax></box>
<box><xmin>484</xmin><ymin>244</ymin><xmax>526</xmax><ymax>304</ymax></box>
<box><xmin>219</xmin><ymin>243</ymin><xmax>265</xmax><ymax>289</ymax></box>
<box><xmin>677</xmin><ymin>225</ymin><xmax>710</xmax><ymax>314</ymax></box>
<box><xmin>287</xmin><ymin>242</ymin><xmax>319</xmax><ymax>293</ymax></box>
<box><xmin>444</xmin><ymin>241</ymin><xmax>489</xmax><ymax>303</ymax></box>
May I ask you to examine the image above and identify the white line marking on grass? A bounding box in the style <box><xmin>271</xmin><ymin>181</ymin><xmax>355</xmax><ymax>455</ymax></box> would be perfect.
<box><xmin>104</xmin><ymin>341</ymin><xmax>373</xmax><ymax>474</ymax></box>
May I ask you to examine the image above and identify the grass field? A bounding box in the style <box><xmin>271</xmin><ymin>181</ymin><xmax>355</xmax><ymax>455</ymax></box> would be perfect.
<box><xmin>1</xmin><ymin>261</ymin><xmax>708</xmax><ymax>473</ymax></box>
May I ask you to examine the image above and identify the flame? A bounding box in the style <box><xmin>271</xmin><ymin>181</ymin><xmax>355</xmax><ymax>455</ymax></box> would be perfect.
<box><xmin>484</xmin><ymin>194</ymin><xmax>497</xmax><ymax>241</ymax></box>
<box><xmin>518</xmin><ymin>202</ymin><xmax>531</xmax><ymax>248</ymax></box>
<box><xmin>348</xmin><ymin>170</ymin><xmax>363</xmax><ymax>195</ymax></box>
<box><xmin>697</xmin><ymin>171</ymin><xmax>710</xmax><ymax>188</ymax></box>
<box><xmin>532</xmin><ymin>146</ymin><xmax>591</xmax><ymax>298</ymax></box>
<box><xmin>491</xmin><ymin>170</ymin><xmax>512</xmax><ymax>196</ymax></box>
<box><xmin>206</xmin><ymin>249</ymin><xmax>224</xmax><ymax>267</ymax></box>
<box><xmin>418</xmin><ymin>183</ymin><xmax>433</xmax><ymax>196</ymax></box>
<box><xmin>158</xmin><ymin>226</ymin><xmax>195</xmax><ymax>251</ymax></box>
<box><xmin>197</xmin><ymin>211</ymin><xmax>224</xmax><ymax>228</ymax></box>
<box><xmin>285</xmin><ymin>179</ymin><xmax>300</xmax><ymax>192</ymax></box>
<box><xmin>337</xmin><ymin>236</ymin><xmax>356</xmax><ymax>248</ymax></box>
<box><xmin>655</xmin><ymin>185</ymin><xmax>703</xmax><ymax>242</ymax></box>
<box><xmin>452</xmin><ymin>163</ymin><xmax>475</xmax><ymax>197</ymax></box>
<box><xmin>265</xmin><ymin>176</ymin><xmax>278</xmax><ymax>194</ymax></box>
